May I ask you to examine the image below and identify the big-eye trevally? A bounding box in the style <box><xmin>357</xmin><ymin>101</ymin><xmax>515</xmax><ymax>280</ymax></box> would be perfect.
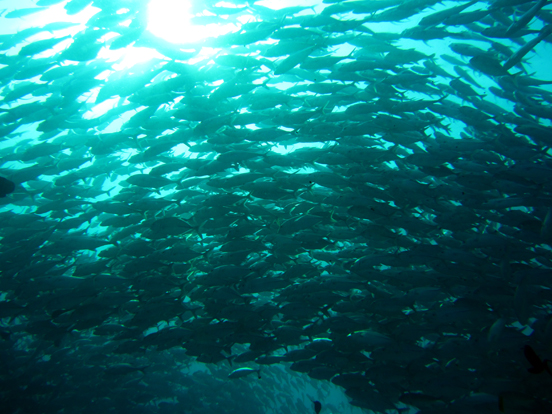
<box><xmin>1</xmin><ymin>0</ymin><xmax>552</xmax><ymax>413</ymax></box>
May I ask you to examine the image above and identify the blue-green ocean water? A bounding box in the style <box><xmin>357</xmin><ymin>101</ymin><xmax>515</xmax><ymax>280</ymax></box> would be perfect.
<box><xmin>1</xmin><ymin>0</ymin><xmax>552</xmax><ymax>413</ymax></box>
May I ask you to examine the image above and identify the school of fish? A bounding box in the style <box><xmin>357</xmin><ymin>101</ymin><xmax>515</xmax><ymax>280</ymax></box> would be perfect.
<box><xmin>1</xmin><ymin>0</ymin><xmax>552</xmax><ymax>413</ymax></box>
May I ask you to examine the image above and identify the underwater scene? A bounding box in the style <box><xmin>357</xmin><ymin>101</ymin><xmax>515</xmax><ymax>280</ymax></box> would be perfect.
<box><xmin>1</xmin><ymin>0</ymin><xmax>552</xmax><ymax>413</ymax></box>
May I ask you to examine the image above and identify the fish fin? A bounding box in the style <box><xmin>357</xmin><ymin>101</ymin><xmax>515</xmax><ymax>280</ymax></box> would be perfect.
<box><xmin>524</xmin><ymin>345</ymin><xmax>544</xmax><ymax>371</ymax></box>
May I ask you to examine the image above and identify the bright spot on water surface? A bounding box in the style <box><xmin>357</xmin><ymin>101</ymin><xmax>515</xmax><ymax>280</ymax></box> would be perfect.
<box><xmin>147</xmin><ymin>0</ymin><xmax>238</xmax><ymax>44</ymax></box>
<box><xmin>148</xmin><ymin>0</ymin><xmax>193</xmax><ymax>43</ymax></box>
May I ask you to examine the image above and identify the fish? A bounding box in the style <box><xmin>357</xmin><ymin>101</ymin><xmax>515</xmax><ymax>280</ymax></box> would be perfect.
<box><xmin>418</xmin><ymin>0</ymin><xmax>479</xmax><ymax>26</ymax></box>
<box><xmin>505</xmin><ymin>0</ymin><xmax>549</xmax><ymax>37</ymax></box>
<box><xmin>18</xmin><ymin>35</ymin><xmax>71</xmax><ymax>56</ymax></box>
<box><xmin>469</xmin><ymin>55</ymin><xmax>510</xmax><ymax>77</ymax></box>
<box><xmin>0</xmin><ymin>177</ymin><xmax>15</xmax><ymax>197</ymax></box>
<box><xmin>503</xmin><ymin>23</ymin><xmax>552</xmax><ymax>70</ymax></box>
<box><xmin>314</xmin><ymin>400</ymin><xmax>322</xmax><ymax>414</ymax></box>
<box><xmin>103</xmin><ymin>364</ymin><xmax>149</xmax><ymax>377</ymax></box>
<box><xmin>4</xmin><ymin>7</ymin><xmax>46</xmax><ymax>19</ymax></box>
<box><xmin>523</xmin><ymin>345</ymin><xmax>552</xmax><ymax>375</ymax></box>
<box><xmin>125</xmin><ymin>174</ymin><xmax>177</xmax><ymax>189</ymax></box>
<box><xmin>228</xmin><ymin>367</ymin><xmax>261</xmax><ymax>379</ymax></box>
<box><xmin>0</xmin><ymin>0</ymin><xmax>552</xmax><ymax>413</ymax></box>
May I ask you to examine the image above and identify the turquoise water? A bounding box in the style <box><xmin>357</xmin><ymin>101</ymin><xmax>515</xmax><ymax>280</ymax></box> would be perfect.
<box><xmin>1</xmin><ymin>1</ymin><xmax>552</xmax><ymax>413</ymax></box>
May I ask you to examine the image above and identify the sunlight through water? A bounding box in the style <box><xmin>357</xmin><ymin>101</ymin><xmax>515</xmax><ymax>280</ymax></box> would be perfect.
<box><xmin>147</xmin><ymin>0</ymin><xmax>239</xmax><ymax>44</ymax></box>
<box><xmin>148</xmin><ymin>0</ymin><xmax>195</xmax><ymax>43</ymax></box>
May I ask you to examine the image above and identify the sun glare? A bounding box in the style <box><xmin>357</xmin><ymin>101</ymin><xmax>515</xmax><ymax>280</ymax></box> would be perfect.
<box><xmin>148</xmin><ymin>0</ymin><xmax>196</xmax><ymax>42</ymax></box>
<box><xmin>148</xmin><ymin>0</ymin><xmax>215</xmax><ymax>44</ymax></box>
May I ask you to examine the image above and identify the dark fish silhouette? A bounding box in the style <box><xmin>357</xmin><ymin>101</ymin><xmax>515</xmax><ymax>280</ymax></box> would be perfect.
<box><xmin>524</xmin><ymin>345</ymin><xmax>552</xmax><ymax>375</ymax></box>
<box><xmin>314</xmin><ymin>401</ymin><xmax>322</xmax><ymax>414</ymax></box>
<box><xmin>0</xmin><ymin>177</ymin><xmax>15</xmax><ymax>197</ymax></box>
